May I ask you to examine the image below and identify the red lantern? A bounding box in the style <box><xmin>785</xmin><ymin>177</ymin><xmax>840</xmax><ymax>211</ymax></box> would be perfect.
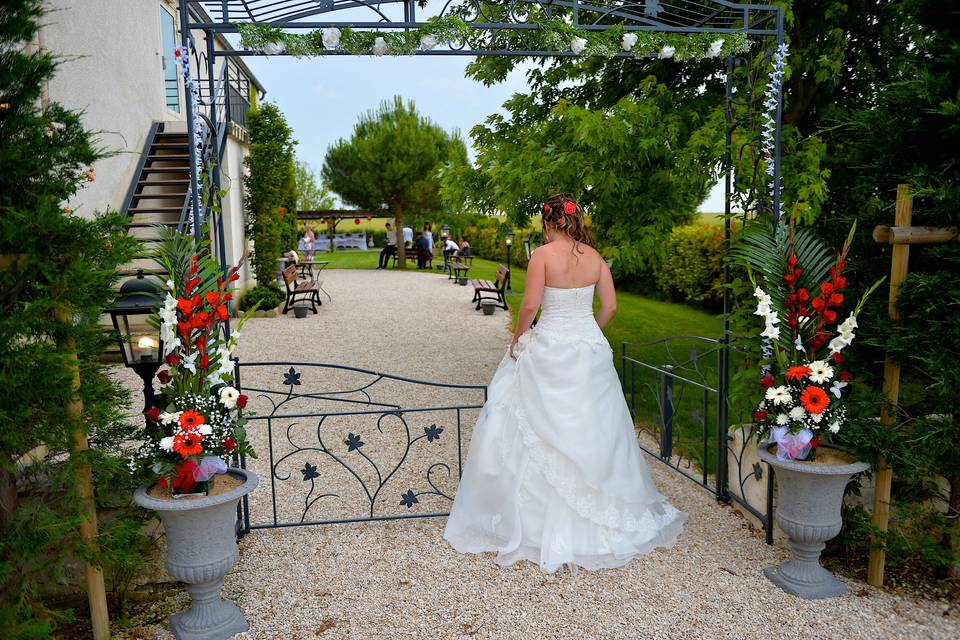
<box><xmin>354</xmin><ymin>218</ymin><xmax>360</xmax><ymax>225</ymax></box>
<box><xmin>365</xmin><ymin>214</ymin><xmax>372</xmax><ymax>221</ymax></box>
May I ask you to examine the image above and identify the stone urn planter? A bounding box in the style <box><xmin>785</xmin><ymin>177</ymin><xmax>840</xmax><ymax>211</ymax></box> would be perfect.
<box><xmin>458</xmin><ymin>276</ymin><xmax>468</xmax><ymax>286</ymax></box>
<box><xmin>481</xmin><ymin>302</ymin><xmax>496</xmax><ymax>316</ymax></box>
<box><xmin>135</xmin><ymin>468</ymin><xmax>258</xmax><ymax>640</ymax></box>
<box><xmin>758</xmin><ymin>443</ymin><xmax>868</xmax><ymax>599</ymax></box>
<box><xmin>293</xmin><ymin>305</ymin><xmax>309</xmax><ymax>319</ymax></box>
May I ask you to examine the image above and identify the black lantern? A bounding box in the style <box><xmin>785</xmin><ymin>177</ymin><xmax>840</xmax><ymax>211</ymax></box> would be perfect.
<box><xmin>109</xmin><ymin>270</ymin><xmax>163</xmax><ymax>414</ymax></box>
<box><xmin>504</xmin><ymin>229</ymin><xmax>515</xmax><ymax>293</ymax></box>
<box><xmin>523</xmin><ymin>233</ymin><xmax>532</xmax><ymax>261</ymax></box>
<box><xmin>440</xmin><ymin>223</ymin><xmax>450</xmax><ymax>240</ymax></box>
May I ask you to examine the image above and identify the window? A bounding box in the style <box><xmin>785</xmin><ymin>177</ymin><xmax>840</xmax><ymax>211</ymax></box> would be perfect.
<box><xmin>160</xmin><ymin>7</ymin><xmax>180</xmax><ymax>112</ymax></box>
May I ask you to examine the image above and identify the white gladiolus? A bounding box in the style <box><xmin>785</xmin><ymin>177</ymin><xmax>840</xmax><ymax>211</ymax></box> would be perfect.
<box><xmin>159</xmin><ymin>436</ymin><xmax>175</xmax><ymax>452</ymax></box>
<box><xmin>419</xmin><ymin>34</ymin><xmax>437</xmax><ymax>51</ymax></box>
<box><xmin>181</xmin><ymin>352</ymin><xmax>197</xmax><ymax>374</ymax></box>
<box><xmin>621</xmin><ymin>33</ymin><xmax>638</xmax><ymax>52</ymax></box>
<box><xmin>570</xmin><ymin>37</ymin><xmax>588</xmax><ymax>55</ymax></box>
<box><xmin>829</xmin><ymin>380</ymin><xmax>848</xmax><ymax>398</ymax></box>
<box><xmin>829</xmin><ymin>421</ymin><xmax>841</xmax><ymax>434</ymax></box>
<box><xmin>372</xmin><ymin>37</ymin><xmax>389</xmax><ymax>56</ymax></box>
<box><xmin>659</xmin><ymin>45</ymin><xmax>675</xmax><ymax>59</ymax></box>
<box><xmin>322</xmin><ymin>27</ymin><xmax>341</xmax><ymax>49</ymax></box>
<box><xmin>707</xmin><ymin>39</ymin><xmax>724</xmax><ymax>58</ymax></box>
<box><xmin>163</xmin><ymin>293</ymin><xmax>178</xmax><ymax>311</ymax></box>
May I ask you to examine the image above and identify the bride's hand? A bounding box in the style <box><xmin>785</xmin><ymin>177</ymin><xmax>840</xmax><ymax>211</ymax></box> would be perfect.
<box><xmin>509</xmin><ymin>336</ymin><xmax>519</xmax><ymax>359</ymax></box>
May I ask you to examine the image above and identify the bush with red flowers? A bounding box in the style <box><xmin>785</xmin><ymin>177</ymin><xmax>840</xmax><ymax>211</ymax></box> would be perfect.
<box><xmin>128</xmin><ymin>229</ymin><xmax>257</xmax><ymax>494</ymax></box>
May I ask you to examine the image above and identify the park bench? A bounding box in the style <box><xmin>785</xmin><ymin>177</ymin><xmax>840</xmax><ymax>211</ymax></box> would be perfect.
<box><xmin>281</xmin><ymin>265</ymin><xmax>322</xmax><ymax>315</ymax></box>
<box><xmin>472</xmin><ymin>265</ymin><xmax>509</xmax><ymax>311</ymax></box>
<box><xmin>392</xmin><ymin>248</ymin><xmax>432</xmax><ymax>269</ymax></box>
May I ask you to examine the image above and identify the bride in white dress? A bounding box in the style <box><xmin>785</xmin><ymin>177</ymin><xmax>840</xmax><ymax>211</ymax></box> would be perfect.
<box><xmin>444</xmin><ymin>194</ymin><xmax>686</xmax><ymax>573</ymax></box>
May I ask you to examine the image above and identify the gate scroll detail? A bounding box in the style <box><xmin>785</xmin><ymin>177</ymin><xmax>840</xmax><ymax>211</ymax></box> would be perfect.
<box><xmin>234</xmin><ymin>362</ymin><xmax>486</xmax><ymax>534</ymax></box>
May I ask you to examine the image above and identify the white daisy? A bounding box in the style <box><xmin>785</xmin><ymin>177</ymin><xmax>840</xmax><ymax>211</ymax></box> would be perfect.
<box><xmin>808</xmin><ymin>360</ymin><xmax>834</xmax><ymax>384</ymax></box>
<box><xmin>766</xmin><ymin>385</ymin><xmax>793</xmax><ymax>406</ymax></box>
<box><xmin>776</xmin><ymin>414</ymin><xmax>789</xmax><ymax>425</ymax></box>
<box><xmin>810</xmin><ymin>412</ymin><xmax>824</xmax><ymax>424</ymax></box>
<box><xmin>789</xmin><ymin>406</ymin><xmax>806</xmax><ymax>421</ymax></box>
<box><xmin>219</xmin><ymin>386</ymin><xmax>240</xmax><ymax>409</ymax></box>
<box><xmin>159</xmin><ymin>411</ymin><xmax>181</xmax><ymax>425</ymax></box>
<box><xmin>159</xmin><ymin>436</ymin><xmax>175</xmax><ymax>452</ymax></box>
<box><xmin>199</xmin><ymin>424</ymin><xmax>212</xmax><ymax>436</ymax></box>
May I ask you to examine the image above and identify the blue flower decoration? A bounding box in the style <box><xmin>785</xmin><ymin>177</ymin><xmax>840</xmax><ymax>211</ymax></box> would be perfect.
<box><xmin>423</xmin><ymin>424</ymin><xmax>443</xmax><ymax>443</ymax></box>
<box><xmin>301</xmin><ymin>462</ymin><xmax>319</xmax><ymax>481</ymax></box>
<box><xmin>283</xmin><ymin>367</ymin><xmax>301</xmax><ymax>387</ymax></box>
<box><xmin>400</xmin><ymin>489</ymin><xmax>418</xmax><ymax>508</ymax></box>
<box><xmin>344</xmin><ymin>432</ymin><xmax>364</xmax><ymax>452</ymax></box>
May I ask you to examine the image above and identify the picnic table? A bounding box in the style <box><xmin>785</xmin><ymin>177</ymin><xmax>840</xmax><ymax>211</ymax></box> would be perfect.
<box><xmin>448</xmin><ymin>261</ymin><xmax>470</xmax><ymax>283</ymax></box>
<box><xmin>296</xmin><ymin>260</ymin><xmax>331</xmax><ymax>300</ymax></box>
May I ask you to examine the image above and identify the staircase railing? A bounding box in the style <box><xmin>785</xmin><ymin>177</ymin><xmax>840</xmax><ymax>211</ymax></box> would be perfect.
<box><xmin>121</xmin><ymin>121</ymin><xmax>163</xmax><ymax>217</ymax></box>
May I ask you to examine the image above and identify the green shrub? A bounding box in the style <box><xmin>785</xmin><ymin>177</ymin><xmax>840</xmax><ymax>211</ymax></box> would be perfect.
<box><xmin>461</xmin><ymin>222</ymin><xmax>538</xmax><ymax>271</ymax></box>
<box><xmin>240</xmin><ymin>284</ymin><xmax>284</xmax><ymax>312</ymax></box>
<box><xmin>654</xmin><ymin>224</ymin><xmax>725</xmax><ymax>307</ymax></box>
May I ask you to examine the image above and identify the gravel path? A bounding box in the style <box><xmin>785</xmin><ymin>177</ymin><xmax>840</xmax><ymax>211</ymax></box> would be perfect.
<box><xmin>128</xmin><ymin>269</ymin><xmax>960</xmax><ymax>640</ymax></box>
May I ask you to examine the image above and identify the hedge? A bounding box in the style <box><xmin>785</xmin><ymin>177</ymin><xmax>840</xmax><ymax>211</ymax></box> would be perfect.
<box><xmin>654</xmin><ymin>224</ymin><xmax>726</xmax><ymax>308</ymax></box>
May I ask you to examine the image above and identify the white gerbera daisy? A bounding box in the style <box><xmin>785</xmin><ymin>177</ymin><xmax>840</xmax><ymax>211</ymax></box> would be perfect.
<box><xmin>808</xmin><ymin>360</ymin><xmax>834</xmax><ymax>384</ymax></box>
<box><xmin>159</xmin><ymin>436</ymin><xmax>175</xmax><ymax>452</ymax></box>
<box><xmin>219</xmin><ymin>386</ymin><xmax>240</xmax><ymax>409</ymax></box>
<box><xmin>766</xmin><ymin>386</ymin><xmax>793</xmax><ymax>406</ymax></box>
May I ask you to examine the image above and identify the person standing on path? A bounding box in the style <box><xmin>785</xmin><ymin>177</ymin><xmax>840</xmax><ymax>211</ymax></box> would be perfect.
<box><xmin>378</xmin><ymin>222</ymin><xmax>397</xmax><ymax>269</ymax></box>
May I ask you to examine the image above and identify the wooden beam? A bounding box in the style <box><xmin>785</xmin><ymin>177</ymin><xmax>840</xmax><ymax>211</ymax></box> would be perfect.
<box><xmin>872</xmin><ymin>225</ymin><xmax>958</xmax><ymax>245</ymax></box>
<box><xmin>867</xmin><ymin>184</ymin><xmax>912</xmax><ymax>587</ymax></box>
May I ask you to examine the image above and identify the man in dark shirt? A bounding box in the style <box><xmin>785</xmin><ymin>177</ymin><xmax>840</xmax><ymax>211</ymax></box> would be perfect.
<box><xmin>414</xmin><ymin>231</ymin><xmax>430</xmax><ymax>269</ymax></box>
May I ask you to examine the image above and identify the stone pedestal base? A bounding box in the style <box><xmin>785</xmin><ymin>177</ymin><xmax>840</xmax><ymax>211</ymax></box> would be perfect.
<box><xmin>763</xmin><ymin>540</ymin><xmax>846</xmax><ymax>599</ymax></box>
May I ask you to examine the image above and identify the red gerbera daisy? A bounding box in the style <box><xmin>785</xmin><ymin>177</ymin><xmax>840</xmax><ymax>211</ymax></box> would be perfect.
<box><xmin>173</xmin><ymin>431</ymin><xmax>204</xmax><ymax>458</ymax></box>
<box><xmin>800</xmin><ymin>386</ymin><xmax>830</xmax><ymax>414</ymax></box>
<box><xmin>786</xmin><ymin>365</ymin><xmax>812</xmax><ymax>382</ymax></box>
<box><xmin>178</xmin><ymin>410</ymin><xmax>205</xmax><ymax>430</ymax></box>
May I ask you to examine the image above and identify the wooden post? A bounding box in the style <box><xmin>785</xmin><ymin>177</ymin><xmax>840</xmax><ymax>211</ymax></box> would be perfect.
<box><xmin>54</xmin><ymin>302</ymin><xmax>111</xmax><ymax>639</ymax></box>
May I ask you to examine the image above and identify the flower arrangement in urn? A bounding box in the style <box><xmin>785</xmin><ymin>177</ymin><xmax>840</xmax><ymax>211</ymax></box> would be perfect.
<box><xmin>740</xmin><ymin>220</ymin><xmax>883</xmax><ymax>461</ymax></box>
<box><xmin>129</xmin><ymin>229</ymin><xmax>257</xmax><ymax>494</ymax></box>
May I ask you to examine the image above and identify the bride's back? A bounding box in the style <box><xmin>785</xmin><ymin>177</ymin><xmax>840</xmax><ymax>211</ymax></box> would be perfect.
<box><xmin>539</xmin><ymin>239</ymin><xmax>605</xmax><ymax>289</ymax></box>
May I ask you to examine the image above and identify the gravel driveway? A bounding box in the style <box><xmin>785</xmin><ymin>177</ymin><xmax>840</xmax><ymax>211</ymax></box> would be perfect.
<box><xmin>130</xmin><ymin>268</ymin><xmax>959</xmax><ymax>640</ymax></box>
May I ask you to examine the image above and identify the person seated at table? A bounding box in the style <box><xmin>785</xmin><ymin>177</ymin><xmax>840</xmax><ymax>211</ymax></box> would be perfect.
<box><xmin>413</xmin><ymin>231</ymin><xmax>431</xmax><ymax>269</ymax></box>
<box><xmin>402</xmin><ymin>225</ymin><xmax>413</xmax><ymax>249</ymax></box>
<box><xmin>443</xmin><ymin>237</ymin><xmax>459</xmax><ymax>260</ymax></box>
<box><xmin>378</xmin><ymin>223</ymin><xmax>397</xmax><ymax>269</ymax></box>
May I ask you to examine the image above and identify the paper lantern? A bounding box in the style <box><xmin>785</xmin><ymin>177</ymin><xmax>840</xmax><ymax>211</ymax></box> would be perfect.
<box><xmin>354</xmin><ymin>218</ymin><xmax>360</xmax><ymax>225</ymax></box>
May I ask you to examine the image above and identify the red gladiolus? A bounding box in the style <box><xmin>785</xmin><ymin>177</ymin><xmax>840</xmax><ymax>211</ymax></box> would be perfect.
<box><xmin>199</xmin><ymin>354</ymin><xmax>210</xmax><ymax>370</ymax></box>
<box><xmin>229</xmin><ymin>272</ymin><xmax>240</xmax><ymax>282</ymax></box>
<box><xmin>785</xmin><ymin>293</ymin><xmax>797</xmax><ymax>306</ymax></box>
<box><xmin>834</xmin><ymin>276</ymin><xmax>847</xmax><ymax>289</ymax></box>
<box><xmin>166</xmin><ymin>353</ymin><xmax>180</xmax><ymax>366</ymax></box>
<box><xmin>811</xmin><ymin>297</ymin><xmax>826</xmax><ymax>312</ymax></box>
<box><xmin>177</xmin><ymin>295</ymin><xmax>201</xmax><ymax>315</ymax></box>
<box><xmin>157</xmin><ymin>369</ymin><xmax>171</xmax><ymax>384</ymax></box>
<box><xmin>829</xmin><ymin>292</ymin><xmax>844</xmax><ymax>306</ymax></box>
<box><xmin>823</xmin><ymin>309</ymin><xmax>837</xmax><ymax>324</ymax></box>
<box><xmin>821</xmin><ymin>282</ymin><xmax>834</xmax><ymax>296</ymax></box>
<box><xmin>839</xmin><ymin>371</ymin><xmax>851</xmax><ymax>382</ymax></box>
<box><xmin>195</xmin><ymin>336</ymin><xmax>207</xmax><ymax>352</ymax></box>
<box><xmin>223</xmin><ymin>436</ymin><xmax>237</xmax><ymax>453</ymax></box>
<box><xmin>185</xmin><ymin>276</ymin><xmax>201</xmax><ymax>295</ymax></box>
<box><xmin>832</xmin><ymin>352</ymin><xmax>844</xmax><ymax>364</ymax></box>
<box><xmin>188</xmin><ymin>256</ymin><xmax>199</xmax><ymax>275</ymax></box>
<box><xmin>798</xmin><ymin>288</ymin><xmax>810</xmax><ymax>302</ymax></box>
<box><xmin>216</xmin><ymin>304</ymin><xmax>229</xmax><ymax>321</ymax></box>
<box><xmin>145</xmin><ymin>407</ymin><xmax>161</xmax><ymax>422</ymax></box>
<box><xmin>177</xmin><ymin>320</ymin><xmax>192</xmax><ymax>338</ymax></box>
<box><xmin>754</xmin><ymin>410</ymin><xmax>768</xmax><ymax>422</ymax></box>
<box><xmin>787</xmin><ymin>254</ymin><xmax>797</xmax><ymax>268</ymax></box>
<box><xmin>759</xmin><ymin>375</ymin><xmax>775</xmax><ymax>389</ymax></box>
<box><xmin>236</xmin><ymin>394</ymin><xmax>248</xmax><ymax>408</ymax></box>
<box><xmin>205</xmin><ymin>291</ymin><xmax>220</xmax><ymax>307</ymax></box>
<box><xmin>784</xmin><ymin>273</ymin><xmax>796</xmax><ymax>285</ymax></box>
<box><xmin>786</xmin><ymin>365</ymin><xmax>812</xmax><ymax>381</ymax></box>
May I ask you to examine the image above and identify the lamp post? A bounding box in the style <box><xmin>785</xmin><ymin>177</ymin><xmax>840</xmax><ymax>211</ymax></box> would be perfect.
<box><xmin>440</xmin><ymin>223</ymin><xmax>450</xmax><ymax>241</ymax></box>
<box><xmin>523</xmin><ymin>233</ymin><xmax>532</xmax><ymax>261</ymax></box>
<box><xmin>109</xmin><ymin>270</ymin><xmax>163</xmax><ymax>416</ymax></box>
<box><xmin>504</xmin><ymin>229</ymin><xmax>515</xmax><ymax>293</ymax></box>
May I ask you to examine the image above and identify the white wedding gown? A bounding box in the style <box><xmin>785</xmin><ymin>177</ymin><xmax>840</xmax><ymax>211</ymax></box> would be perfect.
<box><xmin>444</xmin><ymin>284</ymin><xmax>686</xmax><ymax>573</ymax></box>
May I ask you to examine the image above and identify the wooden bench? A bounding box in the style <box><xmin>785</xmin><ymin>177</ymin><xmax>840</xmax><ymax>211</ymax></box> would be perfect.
<box><xmin>281</xmin><ymin>265</ymin><xmax>322</xmax><ymax>315</ymax></box>
<box><xmin>391</xmin><ymin>248</ymin><xmax>433</xmax><ymax>269</ymax></box>
<box><xmin>472</xmin><ymin>265</ymin><xmax>509</xmax><ymax>311</ymax></box>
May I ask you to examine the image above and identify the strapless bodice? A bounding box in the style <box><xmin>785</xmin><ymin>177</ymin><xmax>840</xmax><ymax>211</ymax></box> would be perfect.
<box><xmin>536</xmin><ymin>285</ymin><xmax>603</xmax><ymax>340</ymax></box>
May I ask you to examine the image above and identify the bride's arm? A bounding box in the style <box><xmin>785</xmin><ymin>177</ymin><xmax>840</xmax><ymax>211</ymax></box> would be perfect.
<box><xmin>510</xmin><ymin>250</ymin><xmax>545</xmax><ymax>357</ymax></box>
<box><xmin>594</xmin><ymin>259</ymin><xmax>617</xmax><ymax>329</ymax></box>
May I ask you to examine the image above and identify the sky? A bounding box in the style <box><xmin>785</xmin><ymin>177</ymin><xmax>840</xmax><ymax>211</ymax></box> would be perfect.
<box><xmin>236</xmin><ymin>3</ymin><xmax>727</xmax><ymax>213</ymax></box>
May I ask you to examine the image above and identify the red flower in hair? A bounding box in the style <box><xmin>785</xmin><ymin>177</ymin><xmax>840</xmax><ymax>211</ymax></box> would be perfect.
<box><xmin>543</xmin><ymin>203</ymin><xmax>550</xmax><ymax>214</ymax></box>
<box><xmin>563</xmin><ymin>201</ymin><xmax>576</xmax><ymax>215</ymax></box>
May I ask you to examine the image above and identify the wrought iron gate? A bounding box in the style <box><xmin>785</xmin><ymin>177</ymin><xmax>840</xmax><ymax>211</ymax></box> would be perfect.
<box><xmin>233</xmin><ymin>361</ymin><xmax>486</xmax><ymax>535</ymax></box>
<box><xmin>620</xmin><ymin>337</ymin><xmax>773</xmax><ymax>543</ymax></box>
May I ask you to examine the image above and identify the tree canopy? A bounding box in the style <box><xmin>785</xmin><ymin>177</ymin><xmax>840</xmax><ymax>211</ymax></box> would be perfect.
<box><xmin>322</xmin><ymin>96</ymin><xmax>467</xmax><ymax>267</ymax></box>
<box><xmin>293</xmin><ymin>159</ymin><xmax>336</xmax><ymax>212</ymax></box>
